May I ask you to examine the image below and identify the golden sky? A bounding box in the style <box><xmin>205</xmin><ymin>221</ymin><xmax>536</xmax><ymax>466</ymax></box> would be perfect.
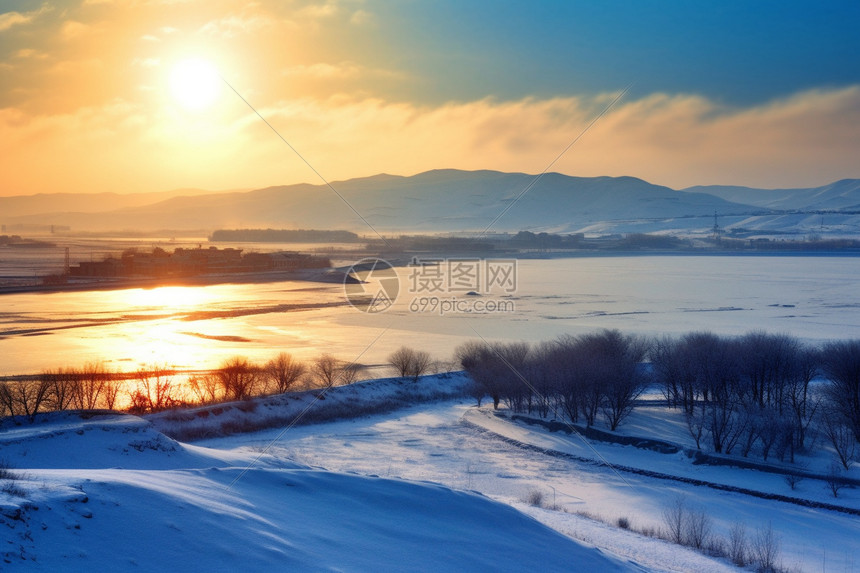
<box><xmin>1</xmin><ymin>1</ymin><xmax>859</xmax><ymax>197</ymax></box>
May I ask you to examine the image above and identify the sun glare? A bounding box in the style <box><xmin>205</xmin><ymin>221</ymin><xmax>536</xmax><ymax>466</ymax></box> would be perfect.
<box><xmin>169</xmin><ymin>58</ymin><xmax>221</xmax><ymax>111</ymax></box>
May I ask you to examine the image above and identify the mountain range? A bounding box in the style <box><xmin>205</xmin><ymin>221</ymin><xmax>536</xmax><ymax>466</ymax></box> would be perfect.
<box><xmin>2</xmin><ymin>170</ymin><xmax>859</xmax><ymax>236</ymax></box>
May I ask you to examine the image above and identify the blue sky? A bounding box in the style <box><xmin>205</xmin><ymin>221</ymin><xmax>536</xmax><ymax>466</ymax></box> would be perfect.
<box><xmin>366</xmin><ymin>1</ymin><xmax>860</xmax><ymax>104</ymax></box>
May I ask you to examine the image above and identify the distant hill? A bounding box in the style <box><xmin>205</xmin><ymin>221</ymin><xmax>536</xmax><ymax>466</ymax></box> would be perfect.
<box><xmin>683</xmin><ymin>179</ymin><xmax>860</xmax><ymax>212</ymax></box>
<box><xmin>2</xmin><ymin>170</ymin><xmax>859</xmax><ymax>236</ymax></box>
<box><xmin>0</xmin><ymin>187</ymin><xmax>247</xmax><ymax>218</ymax></box>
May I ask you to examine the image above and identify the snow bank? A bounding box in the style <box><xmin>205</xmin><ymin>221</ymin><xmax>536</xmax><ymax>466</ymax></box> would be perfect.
<box><xmin>146</xmin><ymin>372</ymin><xmax>472</xmax><ymax>442</ymax></box>
<box><xmin>1</xmin><ymin>405</ymin><xmax>637</xmax><ymax>571</ymax></box>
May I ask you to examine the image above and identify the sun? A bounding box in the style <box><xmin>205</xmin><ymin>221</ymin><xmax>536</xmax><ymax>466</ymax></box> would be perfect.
<box><xmin>169</xmin><ymin>58</ymin><xmax>221</xmax><ymax>111</ymax></box>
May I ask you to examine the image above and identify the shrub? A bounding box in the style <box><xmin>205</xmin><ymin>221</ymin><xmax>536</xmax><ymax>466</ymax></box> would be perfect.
<box><xmin>783</xmin><ymin>473</ymin><xmax>804</xmax><ymax>491</ymax></box>
<box><xmin>750</xmin><ymin>522</ymin><xmax>781</xmax><ymax>573</ymax></box>
<box><xmin>0</xmin><ymin>459</ymin><xmax>15</xmax><ymax>480</ymax></box>
<box><xmin>0</xmin><ymin>459</ymin><xmax>27</xmax><ymax>498</ymax></box>
<box><xmin>661</xmin><ymin>496</ymin><xmax>687</xmax><ymax>544</ymax></box>
<box><xmin>685</xmin><ymin>507</ymin><xmax>713</xmax><ymax>549</ymax></box>
<box><xmin>728</xmin><ymin>521</ymin><xmax>749</xmax><ymax>567</ymax></box>
<box><xmin>825</xmin><ymin>462</ymin><xmax>848</xmax><ymax>498</ymax></box>
<box><xmin>525</xmin><ymin>489</ymin><xmax>544</xmax><ymax>507</ymax></box>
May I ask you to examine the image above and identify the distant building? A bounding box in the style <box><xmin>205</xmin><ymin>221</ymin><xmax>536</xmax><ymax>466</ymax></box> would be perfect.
<box><xmin>67</xmin><ymin>246</ymin><xmax>330</xmax><ymax>278</ymax></box>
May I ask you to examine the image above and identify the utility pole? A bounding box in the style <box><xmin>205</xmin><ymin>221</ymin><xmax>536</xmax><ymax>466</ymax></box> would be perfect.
<box><xmin>712</xmin><ymin>211</ymin><xmax>721</xmax><ymax>243</ymax></box>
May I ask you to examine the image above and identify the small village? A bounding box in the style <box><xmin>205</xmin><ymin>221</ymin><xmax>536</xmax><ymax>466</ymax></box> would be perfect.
<box><xmin>67</xmin><ymin>246</ymin><xmax>331</xmax><ymax>279</ymax></box>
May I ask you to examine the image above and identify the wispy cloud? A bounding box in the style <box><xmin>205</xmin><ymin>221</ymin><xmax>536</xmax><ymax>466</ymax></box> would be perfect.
<box><xmin>13</xmin><ymin>48</ymin><xmax>49</xmax><ymax>60</ymax></box>
<box><xmin>2</xmin><ymin>87</ymin><xmax>858</xmax><ymax>195</ymax></box>
<box><xmin>0</xmin><ymin>4</ymin><xmax>52</xmax><ymax>32</ymax></box>
<box><xmin>133</xmin><ymin>57</ymin><xmax>161</xmax><ymax>68</ymax></box>
<box><xmin>350</xmin><ymin>9</ymin><xmax>374</xmax><ymax>26</ymax></box>
<box><xmin>199</xmin><ymin>10</ymin><xmax>274</xmax><ymax>38</ymax></box>
<box><xmin>282</xmin><ymin>61</ymin><xmax>400</xmax><ymax>81</ymax></box>
<box><xmin>297</xmin><ymin>2</ymin><xmax>339</xmax><ymax>20</ymax></box>
<box><xmin>60</xmin><ymin>21</ymin><xmax>91</xmax><ymax>40</ymax></box>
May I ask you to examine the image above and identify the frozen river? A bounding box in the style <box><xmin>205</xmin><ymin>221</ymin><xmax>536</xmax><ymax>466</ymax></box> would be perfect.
<box><xmin>1</xmin><ymin>254</ymin><xmax>859</xmax><ymax>376</ymax></box>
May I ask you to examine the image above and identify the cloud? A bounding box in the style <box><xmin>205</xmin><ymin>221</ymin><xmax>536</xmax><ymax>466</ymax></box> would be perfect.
<box><xmin>0</xmin><ymin>4</ymin><xmax>52</xmax><ymax>32</ymax></box>
<box><xmin>350</xmin><ymin>9</ymin><xmax>374</xmax><ymax>26</ymax></box>
<box><xmin>199</xmin><ymin>12</ymin><xmax>273</xmax><ymax>38</ymax></box>
<box><xmin>297</xmin><ymin>3</ymin><xmax>339</xmax><ymax>19</ymax></box>
<box><xmin>1</xmin><ymin>86</ymin><xmax>858</xmax><ymax>195</ymax></box>
<box><xmin>61</xmin><ymin>21</ymin><xmax>91</xmax><ymax>40</ymax></box>
<box><xmin>13</xmin><ymin>49</ymin><xmax>49</xmax><ymax>59</ymax></box>
<box><xmin>281</xmin><ymin>61</ymin><xmax>406</xmax><ymax>85</ymax></box>
<box><xmin>133</xmin><ymin>57</ymin><xmax>161</xmax><ymax>68</ymax></box>
<box><xmin>237</xmin><ymin>86</ymin><xmax>860</xmax><ymax>190</ymax></box>
<box><xmin>283</xmin><ymin>61</ymin><xmax>364</xmax><ymax>80</ymax></box>
<box><xmin>48</xmin><ymin>58</ymin><xmax>104</xmax><ymax>75</ymax></box>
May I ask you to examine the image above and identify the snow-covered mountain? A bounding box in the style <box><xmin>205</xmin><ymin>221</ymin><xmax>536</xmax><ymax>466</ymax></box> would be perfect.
<box><xmin>684</xmin><ymin>179</ymin><xmax>860</xmax><ymax>212</ymax></box>
<box><xmin>3</xmin><ymin>170</ymin><xmax>859</xmax><ymax>235</ymax></box>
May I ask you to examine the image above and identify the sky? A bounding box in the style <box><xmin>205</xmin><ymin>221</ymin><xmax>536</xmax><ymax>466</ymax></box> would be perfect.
<box><xmin>1</xmin><ymin>0</ymin><xmax>859</xmax><ymax>197</ymax></box>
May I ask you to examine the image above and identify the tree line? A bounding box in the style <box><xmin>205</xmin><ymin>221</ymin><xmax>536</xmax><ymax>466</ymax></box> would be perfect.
<box><xmin>3</xmin><ymin>330</ymin><xmax>859</xmax><ymax>471</ymax></box>
<box><xmin>0</xmin><ymin>346</ymin><xmax>441</xmax><ymax>421</ymax></box>
<box><xmin>457</xmin><ymin>329</ymin><xmax>860</xmax><ymax>468</ymax></box>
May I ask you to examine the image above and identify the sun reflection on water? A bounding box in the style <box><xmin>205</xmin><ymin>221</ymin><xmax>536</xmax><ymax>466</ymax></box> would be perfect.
<box><xmin>117</xmin><ymin>286</ymin><xmax>219</xmax><ymax>311</ymax></box>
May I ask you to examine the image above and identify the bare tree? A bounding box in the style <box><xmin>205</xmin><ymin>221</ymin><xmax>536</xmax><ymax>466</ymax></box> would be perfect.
<box><xmin>738</xmin><ymin>405</ymin><xmax>763</xmax><ymax>457</ymax></box>
<box><xmin>0</xmin><ymin>379</ymin><xmax>50</xmax><ymax>421</ymax></box>
<box><xmin>101</xmin><ymin>376</ymin><xmax>121</xmax><ymax>410</ymax></box>
<box><xmin>783</xmin><ymin>472</ymin><xmax>804</xmax><ymax>491</ymax></box>
<box><xmin>594</xmin><ymin>330</ymin><xmax>651</xmax><ymax>430</ymax></box>
<box><xmin>570</xmin><ymin>333</ymin><xmax>613</xmax><ymax>427</ymax></box>
<box><xmin>310</xmin><ymin>354</ymin><xmax>342</xmax><ymax>388</ymax></box>
<box><xmin>784</xmin><ymin>345</ymin><xmax>820</xmax><ymax>451</ymax></box>
<box><xmin>527</xmin><ymin>342</ymin><xmax>557</xmax><ymax>418</ymax></box>
<box><xmin>388</xmin><ymin>346</ymin><xmax>433</xmax><ymax>382</ymax></box>
<box><xmin>263</xmin><ymin>353</ymin><xmax>306</xmax><ymax>394</ymax></box>
<box><xmin>489</xmin><ymin>342</ymin><xmax>531</xmax><ymax>413</ymax></box>
<box><xmin>466</xmin><ymin>378</ymin><xmax>486</xmax><ymax>407</ymax></box>
<box><xmin>821</xmin><ymin>339</ymin><xmax>860</xmax><ymax>443</ymax></box>
<box><xmin>44</xmin><ymin>368</ymin><xmax>77</xmax><ymax>411</ymax></box>
<box><xmin>128</xmin><ymin>365</ymin><xmax>178</xmax><ymax>413</ymax></box>
<box><xmin>73</xmin><ymin>362</ymin><xmax>108</xmax><ymax>410</ymax></box>
<box><xmin>821</xmin><ymin>409</ymin><xmax>856</xmax><ymax>469</ymax></box>
<box><xmin>650</xmin><ymin>335</ymin><xmax>694</xmax><ymax>410</ymax></box>
<box><xmin>737</xmin><ymin>331</ymin><xmax>799</xmax><ymax>409</ymax></box>
<box><xmin>188</xmin><ymin>373</ymin><xmax>221</xmax><ymax>405</ymax></box>
<box><xmin>457</xmin><ymin>341</ymin><xmax>503</xmax><ymax>409</ymax></box>
<box><xmin>0</xmin><ymin>382</ymin><xmax>8</xmax><ymax>417</ymax></box>
<box><xmin>686</xmin><ymin>407</ymin><xmax>706</xmax><ymax>450</ymax></box>
<box><xmin>340</xmin><ymin>362</ymin><xmax>362</xmax><ymax>385</ymax></box>
<box><xmin>216</xmin><ymin>357</ymin><xmax>261</xmax><ymax>400</ymax></box>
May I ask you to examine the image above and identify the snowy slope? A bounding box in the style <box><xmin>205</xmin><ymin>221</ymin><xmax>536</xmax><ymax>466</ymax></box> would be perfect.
<box><xmin>0</xmin><ymin>411</ymin><xmax>636</xmax><ymax>572</ymax></box>
<box><xmin>205</xmin><ymin>396</ymin><xmax>859</xmax><ymax>573</ymax></box>
<box><xmin>684</xmin><ymin>179</ymin><xmax>860</xmax><ymax>212</ymax></box>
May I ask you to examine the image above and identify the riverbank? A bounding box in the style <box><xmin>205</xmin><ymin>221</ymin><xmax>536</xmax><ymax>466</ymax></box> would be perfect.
<box><xmin>0</xmin><ymin>267</ymin><xmax>353</xmax><ymax>295</ymax></box>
